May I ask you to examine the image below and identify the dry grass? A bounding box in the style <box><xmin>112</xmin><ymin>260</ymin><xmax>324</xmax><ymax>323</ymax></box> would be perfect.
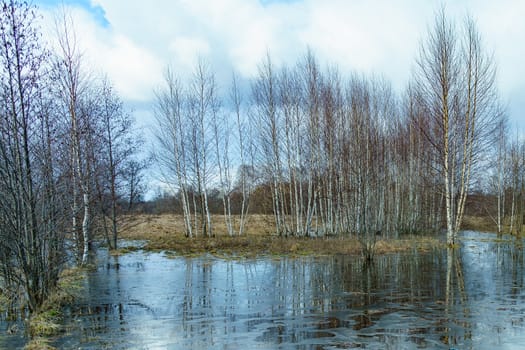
<box><xmin>0</xmin><ymin>290</ymin><xmax>9</xmax><ymax>313</ymax></box>
<box><xmin>461</xmin><ymin>215</ymin><xmax>525</xmax><ymax>236</ymax></box>
<box><xmin>461</xmin><ymin>215</ymin><xmax>497</xmax><ymax>232</ymax></box>
<box><xmin>42</xmin><ymin>268</ymin><xmax>85</xmax><ymax>310</ymax></box>
<box><xmin>118</xmin><ymin>214</ymin><xmax>275</xmax><ymax>239</ymax></box>
<box><xmin>28</xmin><ymin>309</ymin><xmax>62</xmax><ymax>338</ymax></box>
<box><xmin>27</xmin><ymin>267</ymin><xmax>86</xmax><ymax>342</ymax></box>
<box><xmin>24</xmin><ymin>337</ymin><xmax>56</xmax><ymax>350</ymax></box>
<box><xmin>118</xmin><ymin>214</ymin><xmax>443</xmax><ymax>257</ymax></box>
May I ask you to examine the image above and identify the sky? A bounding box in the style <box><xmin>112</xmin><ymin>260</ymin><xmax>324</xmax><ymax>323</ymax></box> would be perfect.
<box><xmin>34</xmin><ymin>0</ymin><xmax>525</xmax><ymax>132</ymax></box>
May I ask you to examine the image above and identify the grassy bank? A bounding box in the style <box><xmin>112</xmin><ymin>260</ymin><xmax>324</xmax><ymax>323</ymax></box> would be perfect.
<box><xmin>24</xmin><ymin>268</ymin><xmax>86</xmax><ymax>350</ymax></box>
<box><xmin>118</xmin><ymin>214</ymin><xmax>444</xmax><ymax>257</ymax></box>
<box><xmin>461</xmin><ymin>215</ymin><xmax>525</xmax><ymax>236</ymax></box>
<box><xmin>461</xmin><ymin>215</ymin><xmax>497</xmax><ymax>233</ymax></box>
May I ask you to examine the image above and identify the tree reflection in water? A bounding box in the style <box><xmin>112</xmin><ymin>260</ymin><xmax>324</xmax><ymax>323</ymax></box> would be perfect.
<box><xmin>3</xmin><ymin>231</ymin><xmax>521</xmax><ymax>349</ymax></box>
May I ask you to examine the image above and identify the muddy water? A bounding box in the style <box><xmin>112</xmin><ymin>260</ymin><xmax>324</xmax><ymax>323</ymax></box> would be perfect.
<box><xmin>2</xmin><ymin>231</ymin><xmax>525</xmax><ymax>349</ymax></box>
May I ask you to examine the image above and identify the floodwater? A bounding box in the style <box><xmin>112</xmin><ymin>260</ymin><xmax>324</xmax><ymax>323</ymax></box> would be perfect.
<box><xmin>1</xmin><ymin>231</ymin><xmax>525</xmax><ymax>349</ymax></box>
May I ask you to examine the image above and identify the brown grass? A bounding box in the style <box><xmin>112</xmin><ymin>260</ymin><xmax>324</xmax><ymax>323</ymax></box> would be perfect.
<box><xmin>27</xmin><ymin>267</ymin><xmax>86</xmax><ymax>343</ymax></box>
<box><xmin>118</xmin><ymin>214</ymin><xmax>276</xmax><ymax>239</ymax></box>
<box><xmin>461</xmin><ymin>215</ymin><xmax>496</xmax><ymax>232</ymax></box>
<box><xmin>24</xmin><ymin>338</ymin><xmax>56</xmax><ymax>350</ymax></box>
<box><xmin>461</xmin><ymin>215</ymin><xmax>525</xmax><ymax>236</ymax></box>
<box><xmin>118</xmin><ymin>214</ymin><xmax>443</xmax><ymax>257</ymax></box>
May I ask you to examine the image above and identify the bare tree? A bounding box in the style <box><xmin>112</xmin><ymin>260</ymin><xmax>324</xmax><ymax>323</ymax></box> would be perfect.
<box><xmin>154</xmin><ymin>68</ymin><xmax>193</xmax><ymax>237</ymax></box>
<box><xmin>0</xmin><ymin>0</ymin><xmax>66</xmax><ymax>312</ymax></box>
<box><xmin>413</xmin><ymin>9</ymin><xmax>501</xmax><ymax>245</ymax></box>
<box><xmin>507</xmin><ymin>134</ymin><xmax>525</xmax><ymax>236</ymax></box>
<box><xmin>211</xmin><ymin>76</ymin><xmax>234</xmax><ymax>236</ymax></box>
<box><xmin>486</xmin><ymin>116</ymin><xmax>509</xmax><ymax>234</ymax></box>
<box><xmin>231</xmin><ymin>72</ymin><xmax>254</xmax><ymax>235</ymax></box>
<box><xmin>96</xmin><ymin>79</ymin><xmax>141</xmax><ymax>249</ymax></box>
<box><xmin>52</xmin><ymin>9</ymin><xmax>94</xmax><ymax>264</ymax></box>
<box><xmin>187</xmin><ymin>58</ymin><xmax>218</xmax><ymax>237</ymax></box>
<box><xmin>252</xmin><ymin>53</ymin><xmax>287</xmax><ymax>236</ymax></box>
<box><xmin>123</xmin><ymin>158</ymin><xmax>148</xmax><ymax>211</ymax></box>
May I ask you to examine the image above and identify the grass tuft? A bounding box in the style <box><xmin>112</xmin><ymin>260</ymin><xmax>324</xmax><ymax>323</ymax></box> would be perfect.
<box><xmin>43</xmin><ymin>268</ymin><xmax>85</xmax><ymax>310</ymax></box>
<box><xmin>109</xmin><ymin>246</ymin><xmax>141</xmax><ymax>256</ymax></box>
<box><xmin>24</xmin><ymin>337</ymin><xmax>57</xmax><ymax>350</ymax></box>
<box><xmin>27</xmin><ymin>267</ymin><xmax>86</xmax><ymax>341</ymax></box>
<box><xmin>28</xmin><ymin>309</ymin><xmax>62</xmax><ymax>337</ymax></box>
<box><xmin>0</xmin><ymin>290</ymin><xmax>9</xmax><ymax>313</ymax></box>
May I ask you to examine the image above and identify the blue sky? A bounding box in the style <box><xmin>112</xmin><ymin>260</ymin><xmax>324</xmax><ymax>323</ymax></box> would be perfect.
<box><xmin>36</xmin><ymin>0</ymin><xmax>109</xmax><ymax>26</ymax></box>
<box><xmin>35</xmin><ymin>0</ymin><xmax>525</xmax><ymax>129</ymax></box>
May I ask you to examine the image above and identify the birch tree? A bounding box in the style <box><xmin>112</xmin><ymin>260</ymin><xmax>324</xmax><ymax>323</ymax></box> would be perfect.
<box><xmin>487</xmin><ymin>117</ymin><xmax>508</xmax><ymax>234</ymax></box>
<box><xmin>154</xmin><ymin>69</ymin><xmax>193</xmax><ymax>237</ymax></box>
<box><xmin>414</xmin><ymin>10</ymin><xmax>501</xmax><ymax>245</ymax></box>
<box><xmin>231</xmin><ymin>72</ymin><xmax>253</xmax><ymax>236</ymax></box>
<box><xmin>52</xmin><ymin>10</ymin><xmax>96</xmax><ymax>264</ymax></box>
<box><xmin>187</xmin><ymin>59</ymin><xmax>217</xmax><ymax>237</ymax></box>
<box><xmin>252</xmin><ymin>54</ymin><xmax>287</xmax><ymax>236</ymax></box>
<box><xmin>508</xmin><ymin>136</ymin><xmax>525</xmax><ymax>236</ymax></box>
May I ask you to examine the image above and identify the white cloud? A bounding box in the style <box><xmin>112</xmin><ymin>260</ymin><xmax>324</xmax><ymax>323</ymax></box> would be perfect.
<box><xmin>40</xmin><ymin>3</ymin><xmax>163</xmax><ymax>102</ymax></box>
<box><xmin>37</xmin><ymin>0</ymin><xmax>525</xmax><ymax>126</ymax></box>
<box><xmin>169</xmin><ymin>36</ymin><xmax>211</xmax><ymax>69</ymax></box>
<box><xmin>102</xmin><ymin>34</ymin><xmax>163</xmax><ymax>101</ymax></box>
<box><xmin>85</xmin><ymin>0</ymin><xmax>431</xmax><ymax>91</ymax></box>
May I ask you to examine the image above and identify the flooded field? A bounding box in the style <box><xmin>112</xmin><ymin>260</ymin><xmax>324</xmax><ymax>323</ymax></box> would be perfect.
<box><xmin>1</xmin><ymin>231</ymin><xmax>524</xmax><ymax>349</ymax></box>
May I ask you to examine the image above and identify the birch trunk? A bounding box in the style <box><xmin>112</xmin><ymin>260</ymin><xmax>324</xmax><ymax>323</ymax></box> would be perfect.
<box><xmin>81</xmin><ymin>191</ymin><xmax>90</xmax><ymax>264</ymax></box>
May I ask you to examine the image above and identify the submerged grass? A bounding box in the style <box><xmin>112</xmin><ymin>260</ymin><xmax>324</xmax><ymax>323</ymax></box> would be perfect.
<box><xmin>109</xmin><ymin>245</ymin><xmax>142</xmax><ymax>256</ymax></box>
<box><xmin>0</xmin><ymin>290</ymin><xmax>8</xmax><ymax>313</ymax></box>
<box><xmin>119</xmin><ymin>214</ymin><xmax>444</xmax><ymax>258</ymax></box>
<box><xmin>24</xmin><ymin>337</ymin><xmax>56</xmax><ymax>350</ymax></box>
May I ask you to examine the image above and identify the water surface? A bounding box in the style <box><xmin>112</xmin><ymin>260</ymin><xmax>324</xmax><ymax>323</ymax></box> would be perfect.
<box><xmin>2</xmin><ymin>231</ymin><xmax>525</xmax><ymax>349</ymax></box>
